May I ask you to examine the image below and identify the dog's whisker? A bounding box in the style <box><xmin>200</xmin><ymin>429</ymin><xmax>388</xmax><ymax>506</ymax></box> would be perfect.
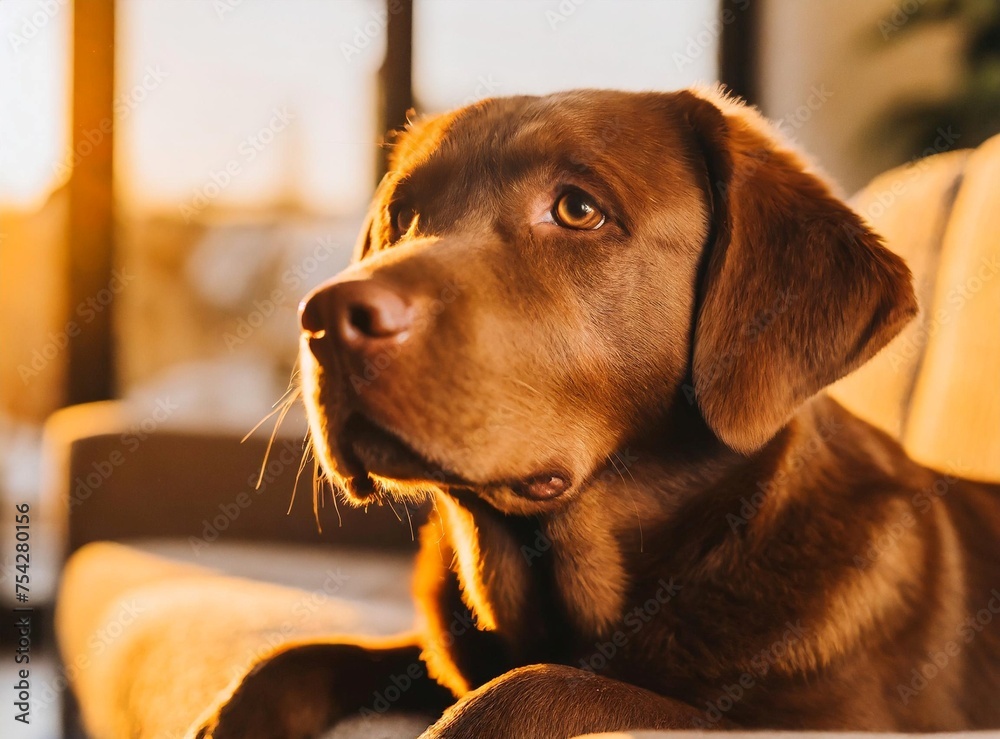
<box><xmin>332</xmin><ymin>492</ymin><xmax>342</xmax><ymax>527</ymax></box>
<box><xmin>311</xmin><ymin>457</ymin><xmax>324</xmax><ymax>533</ymax></box>
<box><xmin>242</xmin><ymin>382</ymin><xmax>300</xmax><ymax>489</ymax></box>
<box><xmin>241</xmin><ymin>399</ymin><xmax>286</xmax><ymax>443</ymax></box>
<box><xmin>275</xmin><ymin>378</ymin><xmax>301</xmax><ymax>405</ymax></box>
<box><xmin>254</xmin><ymin>394</ymin><xmax>297</xmax><ymax>490</ymax></box>
<box><xmin>385</xmin><ymin>496</ymin><xmax>404</xmax><ymax>523</ymax></box>
<box><xmin>285</xmin><ymin>364</ymin><xmax>302</xmax><ymax>391</ymax></box>
<box><xmin>263</xmin><ymin>381</ymin><xmax>299</xmax><ymax>416</ymax></box>
<box><xmin>288</xmin><ymin>433</ymin><xmax>313</xmax><ymax>516</ymax></box>
<box><xmin>329</xmin><ymin>472</ymin><xmax>342</xmax><ymax>528</ymax></box>
<box><xmin>614</xmin><ymin>450</ymin><xmax>642</xmax><ymax>490</ymax></box>
<box><xmin>610</xmin><ymin>452</ymin><xmax>644</xmax><ymax>553</ymax></box>
<box><xmin>428</xmin><ymin>494</ymin><xmax>448</xmax><ymax>557</ymax></box>
<box><xmin>247</xmin><ymin>378</ymin><xmax>301</xmax><ymax>439</ymax></box>
<box><xmin>403</xmin><ymin>498</ymin><xmax>415</xmax><ymax>542</ymax></box>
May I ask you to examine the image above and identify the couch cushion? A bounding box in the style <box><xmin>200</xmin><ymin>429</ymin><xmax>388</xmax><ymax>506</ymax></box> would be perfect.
<box><xmin>57</xmin><ymin>541</ymin><xmax>416</xmax><ymax>739</ymax></box>
<box><xmin>832</xmin><ymin>133</ymin><xmax>1000</xmax><ymax>482</ymax></box>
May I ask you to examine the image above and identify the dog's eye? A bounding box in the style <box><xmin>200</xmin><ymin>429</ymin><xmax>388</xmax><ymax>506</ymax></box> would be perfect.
<box><xmin>552</xmin><ymin>190</ymin><xmax>605</xmax><ymax>230</ymax></box>
<box><xmin>394</xmin><ymin>206</ymin><xmax>417</xmax><ymax>236</ymax></box>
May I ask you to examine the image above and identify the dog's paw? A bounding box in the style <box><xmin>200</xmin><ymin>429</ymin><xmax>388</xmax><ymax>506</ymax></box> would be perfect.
<box><xmin>194</xmin><ymin>649</ymin><xmax>343</xmax><ymax>739</ymax></box>
<box><xmin>418</xmin><ymin>665</ymin><xmax>570</xmax><ymax>739</ymax></box>
<box><xmin>418</xmin><ymin>663</ymin><xmax>713</xmax><ymax>739</ymax></box>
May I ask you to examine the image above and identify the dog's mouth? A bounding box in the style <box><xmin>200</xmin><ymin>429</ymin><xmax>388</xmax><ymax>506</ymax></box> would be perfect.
<box><xmin>326</xmin><ymin>412</ymin><xmax>575</xmax><ymax>508</ymax></box>
<box><xmin>332</xmin><ymin>412</ymin><xmax>463</xmax><ymax>499</ymax></box>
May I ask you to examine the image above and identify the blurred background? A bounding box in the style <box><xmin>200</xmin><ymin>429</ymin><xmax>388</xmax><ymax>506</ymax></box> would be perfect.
<box><xmin>0</xmin><ymin>0</ymin><xmax>998</xmax><ymax>736</ymax></box>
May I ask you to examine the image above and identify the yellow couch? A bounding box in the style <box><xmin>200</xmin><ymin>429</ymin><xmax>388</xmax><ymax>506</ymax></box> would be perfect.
<box><xmin>831</xmin><ymin>133</ymin><xmax>1000</xmax><ymax>483</ymax></box>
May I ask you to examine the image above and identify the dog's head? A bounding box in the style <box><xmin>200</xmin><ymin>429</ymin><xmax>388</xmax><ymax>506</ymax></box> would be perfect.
<box><xmin>298</xmin><ymin>88</ymin><xmax>916</xmax><ymax>513</ymax></box>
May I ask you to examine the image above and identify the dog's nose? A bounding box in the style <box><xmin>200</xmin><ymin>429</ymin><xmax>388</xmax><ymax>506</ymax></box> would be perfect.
<box><xmin>299</xmin><ymin>279</ymin><xmax>413</xmax><ymax>349</ymax></box>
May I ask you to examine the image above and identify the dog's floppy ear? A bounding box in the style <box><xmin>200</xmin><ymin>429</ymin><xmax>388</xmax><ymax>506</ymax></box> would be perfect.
<box><xmin>674</xmin><ymin>88</ymin><xmax>917</xmax><ymax>454</ymax></box>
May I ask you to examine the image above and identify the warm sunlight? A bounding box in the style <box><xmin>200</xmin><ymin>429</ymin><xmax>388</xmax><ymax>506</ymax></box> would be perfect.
<box><xmin>8</xmin><ymin>2</ymin><xmax>995</xmax><ymax>737</ymax></box>
<box><xmin>0</xmin><ymin>0</ymin><xmax>71</xmax><ymax>210</ymax></box>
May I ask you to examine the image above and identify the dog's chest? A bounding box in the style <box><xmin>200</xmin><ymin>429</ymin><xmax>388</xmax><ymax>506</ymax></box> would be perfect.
<box><xmin>439</xmin><ymin>495</ymin><xmax>637</xmax><ymax>662</ymax></box>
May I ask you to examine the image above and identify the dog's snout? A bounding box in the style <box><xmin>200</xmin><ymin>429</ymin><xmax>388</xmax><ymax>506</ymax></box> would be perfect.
<box><xmin>299</xmin><ymin>280</ymin><xmax>413</xmax><ymax>349</ymax></box>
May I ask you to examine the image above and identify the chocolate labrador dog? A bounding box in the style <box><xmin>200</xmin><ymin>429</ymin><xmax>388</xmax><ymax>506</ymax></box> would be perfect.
<box><xmin>205</xmin><ymin>88</ymin><xmax>1000</xmax><ymax>738</ymax></box>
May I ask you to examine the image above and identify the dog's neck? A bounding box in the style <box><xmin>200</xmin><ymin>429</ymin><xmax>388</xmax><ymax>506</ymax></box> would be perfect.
<box><xmin>430</xmin><ymin>396</ymin><xmax>854</xmax><ymax>661</ymax></box>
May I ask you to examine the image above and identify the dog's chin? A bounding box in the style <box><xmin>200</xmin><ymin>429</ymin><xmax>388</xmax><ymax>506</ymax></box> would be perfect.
<box><xmin>318</xmin><ymin>412</ymin><xmax>461</xmax><ymax>503</ymax></box>
<box><xmin>313</xmin><ymin>413</ymin><xmax>583</xmax><ymax>512</ymax></box>
<box><xmin>304</xmin><ymin>373</ymin><xmax>589</xmax><ymax>510</ymax></box>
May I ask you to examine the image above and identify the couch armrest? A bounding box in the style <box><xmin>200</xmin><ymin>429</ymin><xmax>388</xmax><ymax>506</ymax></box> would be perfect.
<box><xmin>42</xmin><ymin>400</ymin><xmax>424</xmax><ymax>555</ymax></box>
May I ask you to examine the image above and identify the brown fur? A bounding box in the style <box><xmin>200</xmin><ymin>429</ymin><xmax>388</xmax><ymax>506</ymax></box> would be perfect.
<box><xmin>213</xmin><ymin>88</ymin><xmax>1000</xmax><ymax>738</ymax></box>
